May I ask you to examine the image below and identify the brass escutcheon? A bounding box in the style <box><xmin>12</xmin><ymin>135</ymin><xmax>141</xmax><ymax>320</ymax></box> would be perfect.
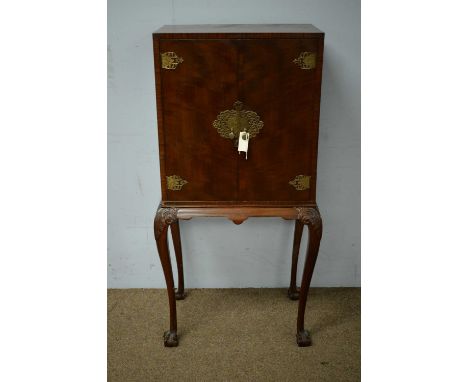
<box><xmin>213</xmin><ymin>101</ymin><xmax>263</xmax><ymax>147</ymax></box>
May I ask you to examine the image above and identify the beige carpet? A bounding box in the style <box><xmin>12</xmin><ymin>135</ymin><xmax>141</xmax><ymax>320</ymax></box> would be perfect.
<box><xmin>108</xmin><ymin>288</ymin><xmax>360</xmax><ymax>381</ymax></box>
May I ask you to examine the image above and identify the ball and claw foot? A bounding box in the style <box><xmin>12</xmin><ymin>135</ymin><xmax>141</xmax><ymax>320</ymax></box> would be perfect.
<box><xmin>163</xmin><ymin>330</ymin><xmax>178</xmax><ymax>347</ymax></box>
<box><xmin>296</xmin><ymin>330</ymin><xmax>312</xmax><ymax>347</ymax></box>
<box><xmin>287</xmin><ymin>288</ymin><xmax>300</xmax><ymax>300</ymax></box>
<box><xmin>175</xmin><ymin>289</ymin><xmax>187</xmax><ymax>300</ymax></box>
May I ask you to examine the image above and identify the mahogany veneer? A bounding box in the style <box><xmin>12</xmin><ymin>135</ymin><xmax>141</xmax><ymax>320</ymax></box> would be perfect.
<box><xmin>152</xmin><ymin>24</ymin><xmax>325</xmax><ymax>347</ymax></box>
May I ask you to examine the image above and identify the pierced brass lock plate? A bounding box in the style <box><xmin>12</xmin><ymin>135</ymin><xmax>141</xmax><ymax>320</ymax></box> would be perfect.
<box><xmin>293</xmin><ymin>52</ymin><xmax>316</xmax><ymax>70</ymax></box>
<box><xmin>213</xmin><ymin>101</ymin><xmax>263</xmax><ymax>147</ymax></box>
<box><xmin>289</xmin><ymin>175</ymin><xmax>311</xmax><ymax>191</ymax></box>
<box><xmin>167</xmin><ymin>175</ymin><xmax>188</xmax><ymax>191</ymax></box>
<box><xmin>161</xmin><ymin>52</ymin><xmax>183</xmax><ymax>70</ymax></box>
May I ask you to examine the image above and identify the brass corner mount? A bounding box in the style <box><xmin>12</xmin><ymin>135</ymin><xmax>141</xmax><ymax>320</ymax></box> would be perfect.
<box><xmin>161</xmin><ymin>52</ymin><xmax>183</xmax><ymax>70</ymax></box>
<box><xmin>293</xmin><ymin>52</ymin><xmax>316</xmax><ymax>70</ymax></box>
<box><xmin>167</xmin><ymin>175</ymin><xmax>188</xmax><ymax>190</ymax></box>
<box><xmin>289</xmin><ymin>175</ymin><xmax>311</xmax><ymax>191</ymax></box>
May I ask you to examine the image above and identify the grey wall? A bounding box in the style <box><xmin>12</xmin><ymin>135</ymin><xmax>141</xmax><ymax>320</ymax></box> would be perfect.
<box><xmin>108</xmin><ymin>0</ymin><xmax>360</xmax><ymax>287</ymax></box>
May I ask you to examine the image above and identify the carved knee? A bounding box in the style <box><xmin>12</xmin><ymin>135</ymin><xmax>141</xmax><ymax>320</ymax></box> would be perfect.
<box><xmin>155</xmin><ymin>207</ymin><xmax>178</xmax><ymax>240</ymax></box>
<box><xmin>296</xmin><ymin>207</ymin><xmax>322</xmax><ymax>234</ymax></box>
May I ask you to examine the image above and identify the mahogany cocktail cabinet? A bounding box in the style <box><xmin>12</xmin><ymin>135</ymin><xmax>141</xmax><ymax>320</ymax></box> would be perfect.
<box><xmin>152</xmin><ymin>24</ymin><xmax>324</xmax><ymax>347</ymax></box>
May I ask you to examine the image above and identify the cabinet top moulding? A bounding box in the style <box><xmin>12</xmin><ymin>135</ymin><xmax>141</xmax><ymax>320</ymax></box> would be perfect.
<box><xmin>153</xmin><ymin>24</ymin><xmax>324</xmax><ymax>39</ymax></box>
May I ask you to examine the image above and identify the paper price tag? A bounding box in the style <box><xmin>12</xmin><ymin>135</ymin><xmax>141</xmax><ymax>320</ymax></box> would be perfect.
<box><xmin>238</xmin><ymin>132</ymin><xmax>249</xmax><ymax>159</ymax></box>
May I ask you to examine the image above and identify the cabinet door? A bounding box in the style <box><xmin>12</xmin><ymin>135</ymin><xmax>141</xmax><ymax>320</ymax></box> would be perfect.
<box><xmin>159</xmin><ymin>40</ymin><xmax>238</xmax><ymax>201</ymax></box>
<box><xmin>236</xmin><ymin>39</ymin><xmax>322</xmax><ymax>202</ymax></box>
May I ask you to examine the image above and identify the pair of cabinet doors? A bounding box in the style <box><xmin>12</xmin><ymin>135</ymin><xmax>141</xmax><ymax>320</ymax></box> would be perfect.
<box><xmin>154</xmin><ymin>37</ymin><xmax>323</xmax><ymax>204</ymax></box>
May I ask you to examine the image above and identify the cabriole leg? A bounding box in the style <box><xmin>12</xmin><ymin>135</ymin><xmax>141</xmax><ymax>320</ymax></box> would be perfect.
<box><xmin>288</xmin><ymin>220</ymin><xmax>304</xmax><ymax>300</ymax></box>
<box><xmin>170</xmin><ymin>220</ymin><xmax>186</xmax><ymax>300</ymax></box>
<box><xmin>154</xmin><ymin>206</ymin><xmax>179</xmax><ymax>347</ymax></box>
<box><xmin>296</xmin><ymin>207</ymin><xmax>322</xmax><ymax>347</ymax></box>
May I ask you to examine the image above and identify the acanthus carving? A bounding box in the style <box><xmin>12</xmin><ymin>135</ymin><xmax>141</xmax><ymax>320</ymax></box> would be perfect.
<box><xmin>155</xmin><ymin>207</ymin><xmax>178</xmax><ymax>239</ymax></box>
<box><xmin>296</xmin><ymin>207</ymin><xmax>322</xmax><ymax>227</ymax></box>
